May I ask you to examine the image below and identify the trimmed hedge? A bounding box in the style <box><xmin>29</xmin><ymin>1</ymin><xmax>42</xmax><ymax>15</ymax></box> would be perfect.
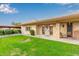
<box><xmin>0</xmin><ymin>29</ymin><xmax>21</xmax><ymax>35</ymax></box>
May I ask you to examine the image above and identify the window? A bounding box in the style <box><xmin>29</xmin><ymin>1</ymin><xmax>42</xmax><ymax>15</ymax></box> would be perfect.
<box><xmin>67</xmin><ymin>23</ymin><xmax>72</xmax><ymax>32</ymax></box>
<box><xmin>26</xmin><ymin>27</ymin><xmax>30</xmax><ymax>31</ymax></box>
<box><xmin>49</xmin><ymin>26</ymin><xmax>53</xmax><ymax>35</ymax></box>
<box><xmin>42</xmin><ymin>27</ymin><xmax>45</xmax><ymax>34</ymax></box>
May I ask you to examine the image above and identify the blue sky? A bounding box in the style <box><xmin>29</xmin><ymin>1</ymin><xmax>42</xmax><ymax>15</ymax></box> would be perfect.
<box><xmin>0</xmin><ymin>3</ymin><xmax>79</xmax><ymax>25</ymax></box>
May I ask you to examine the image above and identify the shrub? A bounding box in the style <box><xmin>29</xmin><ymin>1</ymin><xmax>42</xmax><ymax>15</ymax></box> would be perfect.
<box><xmin>0</xmin><ymin>30</ymin><xmax>4</xmax><ymax>35</ymax></box>
<box><xmin>29</xmin><ymin>30</ymin><xmax>35</xmax><ymax>35</ymax></box>
<box><xmin>0</xmin><ymin>29</ymin><xmax>21</xmax><ymax>35</ymax></box>
<box><xmin>4</xmin><ymin>30</ymin><xmax>13</xmax><ymax>35</ymax></box>
<box><xmin>18</xmin><ymin>30</ymin><xmax>21</xmax><ymax>33</ymax></box>
<box><xmin>13</xmin><ymin>30</ymin><xmax>21</xmax><ymax>34</ymax></box>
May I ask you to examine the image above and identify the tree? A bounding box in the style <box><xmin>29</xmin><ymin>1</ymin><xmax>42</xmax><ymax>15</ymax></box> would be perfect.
<box><xmin>12</xmin><ymin>22</ymin><xmax>21</xmax><ymax>25</ymax></box>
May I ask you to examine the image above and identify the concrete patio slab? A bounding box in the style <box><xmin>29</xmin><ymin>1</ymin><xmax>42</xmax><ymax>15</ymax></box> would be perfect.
<box><xmin>34</xmin><ymin>35</ymin><xmax>79</xmax><ymax>45</ymax></box>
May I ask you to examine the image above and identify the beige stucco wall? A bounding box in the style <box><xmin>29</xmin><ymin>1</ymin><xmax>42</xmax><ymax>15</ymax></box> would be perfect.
<box><xmin>73</xmin><ymin>23</ymin><xmax>79</xmax><ymax>32</ymax></box>
<box><xmin>21</xmin><ymin>25</ymin><xmax>37</xmax><ymax>35</ymax></box>
<box><xmin>60</xmin><ymin>23</ymin><xmax>67</xmax><ymax>37</ymax></box>
<box><xmin>31</xmin><ymin>25</ymin><xmax>37</xmax><ymax>35</ymax></box>
<box><xmin>72</xmin><ymin>23</ymin><xmax>79</xmax><ymax>39</ymax></box>
<box><xmin>21</xmin><ymin>23</ymin><xmax>62</xmax><ymax>38</ymax></box>
<box><xmin>0</xmin><ymin>28</ymin><xmax>9</xmax><ymax>30</ymax></box>
<box><xmin>53</xmin><ymin>23</ymin><xmax>60</xmax><ymax>38</ymax></box>
<box><xmin>21</xmin><ymin>26</ymin><xmax>29</xmax><ymax>35</ymax></box>
<box><xmin>36</xmin><ymin>25</ymin><xmax>42</xmax><ymax>35</ymax></box>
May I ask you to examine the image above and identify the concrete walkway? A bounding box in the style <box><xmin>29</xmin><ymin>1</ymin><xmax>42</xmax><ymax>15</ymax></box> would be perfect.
<box><xmin>0</xmin><ymin>34</ymin><xmax>22</xmax><ymax>38</ymax></box>
<box><xmin>34</xmin><ymin>35</ymin><xmax>79</xmax><ymax>45</ymax></box>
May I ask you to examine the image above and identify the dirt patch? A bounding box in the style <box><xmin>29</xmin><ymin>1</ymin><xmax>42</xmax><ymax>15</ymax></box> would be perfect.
<box><xmin>31</xmin><ymin>47</ymin><xmax>36</xmax><ymax>52</ymax></box>
<box><xmin>21</xmin><ymin>38</ymin><xmax>31</xmax><ymax>43</ymax></box>
<box><xmin>10</xmin><ymin>48</ymin><xmax>28</xmax><ymax>56</ymax></box>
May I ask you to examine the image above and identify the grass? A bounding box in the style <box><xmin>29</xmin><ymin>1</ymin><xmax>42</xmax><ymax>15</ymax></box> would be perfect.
<box><xmin>0</xmin><ymin>35</ymin><xmax>79</xmax><ymax>56</ymax></box>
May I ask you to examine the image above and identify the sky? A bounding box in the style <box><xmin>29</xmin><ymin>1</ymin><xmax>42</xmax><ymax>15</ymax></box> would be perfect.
<box><xmin>0</xmin><ymin>3</ymin><xmax>79</xmax><ymax>25</ymax></box>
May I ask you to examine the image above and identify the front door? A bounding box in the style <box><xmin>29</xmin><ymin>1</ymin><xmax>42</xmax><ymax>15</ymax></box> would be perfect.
<box><xmin>67</xmin><ymin>23</ymin><xmax>72</xmax><ymax>37</ymax></box>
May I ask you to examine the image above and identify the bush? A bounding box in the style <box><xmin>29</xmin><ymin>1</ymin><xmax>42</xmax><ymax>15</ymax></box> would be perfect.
<box><xmin>4</xmin><ymin>30</ymin><xmax>13</xmax><ymax>35</ymax></box>
<box><xmin>13</xmin><ymin>30</ymin><xmax>21</xmax><ymax>34</ymax></box>
<box><xmin>18</xmin><ymin>30</ymin><xmax>21</xmax><ymax>33</ymax></box>
<box><xmin>0</xmin><ymin>29</ymin><xmax>21</xmax><ymax>35</ymax></box>
<box><xmin>0</xmin><ymin>30</ymin><xmax>4</xmax><ymax>35</ymax></box>
<box><xmin>29</xmin><ymin>30</ymin><xmax>35</xmax><ymax>35</ymax></box>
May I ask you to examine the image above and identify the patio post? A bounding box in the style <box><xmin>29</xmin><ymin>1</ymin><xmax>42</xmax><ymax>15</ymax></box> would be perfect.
<box><xmin>53</xmin><ymin>23</ymin><xmax>60</xmax><ymax>39</ymax></box>
<box><xmin>56</xmin><ymin>23</ymin><xmax>60</xmax><ymax>38</ymax></box>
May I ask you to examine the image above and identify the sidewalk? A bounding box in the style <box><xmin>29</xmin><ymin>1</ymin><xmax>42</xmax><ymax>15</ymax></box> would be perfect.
<box><xmin>0</xmin><ymin>34</ymin><xmax>22</xmax><ymax>38</ymax></box>
<box><xmin>35</xmin><ymin>35</ymin><xmax>79</xmax><ymax>45</ymax></box>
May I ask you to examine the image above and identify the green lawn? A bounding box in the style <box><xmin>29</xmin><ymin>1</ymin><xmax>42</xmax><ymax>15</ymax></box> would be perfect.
<box><xmin>0</xmin><ymin>35</ymin><xmax>79</xmax><ymax>56</ymax></box>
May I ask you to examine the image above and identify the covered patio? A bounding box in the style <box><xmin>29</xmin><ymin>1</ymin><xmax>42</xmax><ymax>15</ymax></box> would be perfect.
<box><xmin>21</xmin><ymin>13</ymin><xmax>79</xmax><ymax>39</ymax></box>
